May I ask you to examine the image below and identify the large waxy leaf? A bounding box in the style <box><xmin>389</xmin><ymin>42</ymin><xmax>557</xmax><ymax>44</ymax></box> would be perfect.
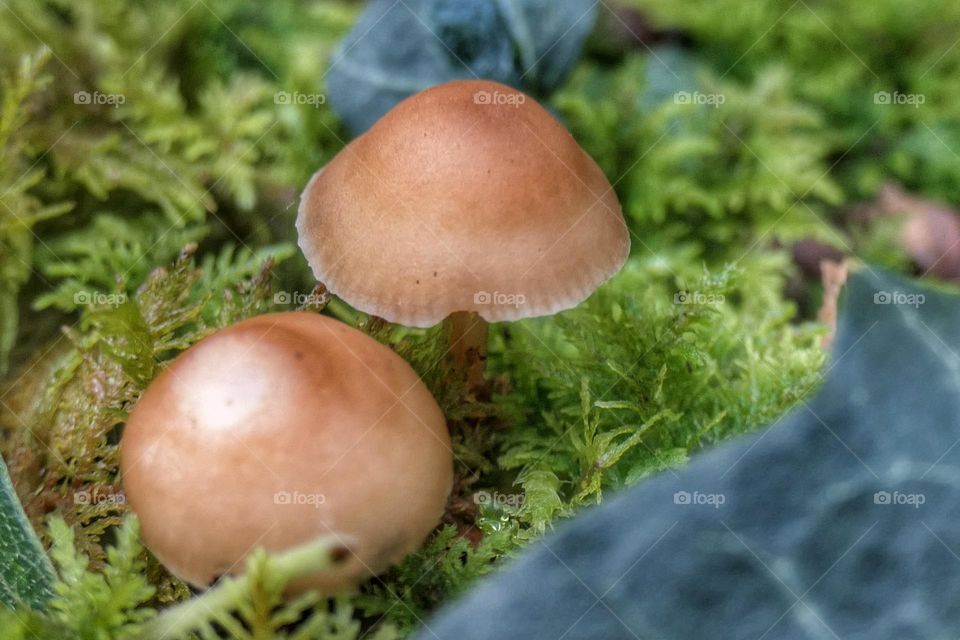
<box><xmin>325</xmin><ymin>0</ymin><xmax>598</xmax><ymax>134</ymax></box>
<box><xmin>0</xmin><ymin>454</ymin><xmax>54</xmax><ymax>610</ymax></box>
<box><xmin>417</xmin><ymin>267</ymin><xmax>960</xmax><ymax>639</ymax></box>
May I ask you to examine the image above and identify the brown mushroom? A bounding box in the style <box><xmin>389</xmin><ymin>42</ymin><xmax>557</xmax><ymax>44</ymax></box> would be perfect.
<box><xmin>297</xmin><ymin>79</ymin><xmax>629</xmax><ymax>392</ymax></box>
<box><xmin>120</xmin><ymin>312</ymin><xmax>452</xmax><ymax>592</ymax></box>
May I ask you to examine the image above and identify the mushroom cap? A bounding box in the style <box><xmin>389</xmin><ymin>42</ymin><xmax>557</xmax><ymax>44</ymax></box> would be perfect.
<box><xmin>120</xmin><ymin>312</ymin><xmax>452</xmax><ymax>592</ymax></box>
<box><xmin>297</xmin><ymin>79</ymin><xmax>629</xmax><ymax>328</ymax></box>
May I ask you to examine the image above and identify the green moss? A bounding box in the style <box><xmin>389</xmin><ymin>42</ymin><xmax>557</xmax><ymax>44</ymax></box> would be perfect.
<box><xmin>632</xmin><ymin>0</ymin><xmax>960</xmax><ymax>202</ymax></box>
<box><xmin>493</xmin><ymin>252</ymin><xmax>825</xmax><ymax>508</ymax></box>
<box><xmin>554</xmin><ymin>55</ymin><xmax>843</xmax><ymax>257</ymax></box>
<box><xmin>0</xmin><ymin>49</ymin><xmax>72</xmax><ymax>375</ymax></box>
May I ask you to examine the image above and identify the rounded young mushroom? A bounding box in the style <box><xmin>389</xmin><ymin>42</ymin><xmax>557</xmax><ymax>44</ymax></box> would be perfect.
<box><xmin>297</xmin><ymin>79</ymin><xmax>630</xmax><ymax>392</ymax></box>
<box><xmin>120</xmin><ymin>312</ymin><xmax>453</xmax><ymax>592</ymax></box>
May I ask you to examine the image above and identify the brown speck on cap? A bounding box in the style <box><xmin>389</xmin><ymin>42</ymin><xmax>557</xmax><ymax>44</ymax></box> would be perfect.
<box><xmin>297</xmin><ymin>79</ymin><xmax>629</xmax><ymax>327</ymax></box>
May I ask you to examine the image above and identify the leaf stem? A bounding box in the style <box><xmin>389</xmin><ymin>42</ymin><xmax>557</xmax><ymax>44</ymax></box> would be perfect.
<box><xmin>135</xmin><ymin>536</ymin><xmax>347</xmax><ymax>639</ymax></box>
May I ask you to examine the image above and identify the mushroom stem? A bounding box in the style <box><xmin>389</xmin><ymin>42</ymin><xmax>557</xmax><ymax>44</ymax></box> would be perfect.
<box><xmin>447</xmin><ymin>311</ymin><xmax>488</xmax><ymax>396</ymax></box>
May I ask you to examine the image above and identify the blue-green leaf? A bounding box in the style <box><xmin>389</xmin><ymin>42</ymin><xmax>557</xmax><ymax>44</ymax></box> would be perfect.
<box><xmin>0</xmin><ymin>455</ymin><xmax>54</xmax><ymax>610</ymax></box>
<box><xmin>325</xmin><ymin>0</ymin><xmax>597</xmax><ymax>134</ymax></box>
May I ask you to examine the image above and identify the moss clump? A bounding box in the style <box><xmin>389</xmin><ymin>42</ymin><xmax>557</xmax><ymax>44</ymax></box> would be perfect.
<box><xmin>555</xmin><ymin>55</ymin><xmax>843</xmax><ymax>255</ymax></box>
<box><xmin>633</xmin><ymin>0</ymin><xmax>960</xmax><ymax>202</ymax></box>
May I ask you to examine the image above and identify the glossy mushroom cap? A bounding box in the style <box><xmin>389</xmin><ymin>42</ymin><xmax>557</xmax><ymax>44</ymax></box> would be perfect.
<box><xmin>120</xmin><ymin>312</ymin><xmax>452</xmax><ymax>592</ymax></box>
<box><xmin>297</xmin><ymin>79</ymin><xmax>630</xmax><ymax>328</ymax></box>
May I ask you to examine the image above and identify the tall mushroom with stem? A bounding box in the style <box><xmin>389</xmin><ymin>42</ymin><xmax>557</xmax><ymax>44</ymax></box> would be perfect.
<box><xmin>297</xmin><ymin>79</ymin><xmax>629</xmax><ymax>395</ymax></box>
